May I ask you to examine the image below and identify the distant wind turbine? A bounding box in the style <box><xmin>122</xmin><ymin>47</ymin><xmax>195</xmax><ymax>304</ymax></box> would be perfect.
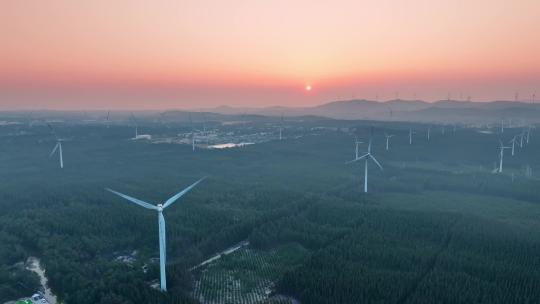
<box><xmin>497</xmin><ymin>140</ymin><xmax>511</xmax><ymax>173</ymax></box>
<box><xmin>408</xmin><ymin>128</ymin><xmax>416</xmax><ymax>145</ymax></box>
<box><xmin>427</xmin><ymin>126</ymin><xmax>431</xmax><ymax>141</ymax></box>
<box><xmin>189</xmin><ymin>113</ymin><xmax>198</xmax><ymax>151</ymax></box>
<box><xmin>130</xmin><ymin>113</ymin><xmax>151</xmax><ymax>140</ymax></box>
<box><xmin>347</xmin><ymin>140</ymin><xmax>383</xmax><ymax>193</ymax></box>
<box><xmin>384</xmin><ymin>133</ymin><xmax>395</xmax><ymax>151</ymax></box>
<box><xmin>47</xmin><ymin>124</ymin><xmax>64</xmax><ymax>169</ymax></box>
<box><xmin>279</xmin><ymin>114</ymin><xmax>284</xmax><ymax>140</ymax></box>
<box><xmin>509</xmin><ymin>136</ymin><xmax>517</xmax><ymax>156</ymax></box>
<box><xmin>131</xmin><ymin>113</ymin><xmax>139</xmax><ymax>138</ymax></box>
<box><xmin>354</xmin><ymin>137</ymin><xmax>363</xmax><ymax>159</ymax></box>
<box><xmin>105</xmin><ymin>177</ymin><xmax>206</xmax><ymax>292</ymax></box>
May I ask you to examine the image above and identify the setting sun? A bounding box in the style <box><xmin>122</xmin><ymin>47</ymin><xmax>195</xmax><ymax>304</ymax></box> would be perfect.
<box><xmin>306</xmin><ymin>85</ymin><xmax>312</xmax><ymax>91</ymax></box>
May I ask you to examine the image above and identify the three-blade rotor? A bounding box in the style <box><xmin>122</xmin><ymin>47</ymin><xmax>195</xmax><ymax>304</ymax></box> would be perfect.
<box><xmin>346</xmin><ymin>140</ymin><xmax>383</xmax><ymax>171</ymax></box>
<box><xmin>105</xmin><ymin>177</ymin><xmax>207</xmax><ymax>211</ymax></box>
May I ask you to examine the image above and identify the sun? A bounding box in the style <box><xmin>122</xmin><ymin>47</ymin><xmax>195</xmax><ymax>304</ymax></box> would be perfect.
<box><xmin>305</xmin><ymin>84</ymin><xmax>312</xmax><ymax>91</ymax></box>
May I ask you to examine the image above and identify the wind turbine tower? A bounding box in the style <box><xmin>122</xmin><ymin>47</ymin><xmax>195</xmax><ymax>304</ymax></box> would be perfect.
<box><xmin>498</xmin><ymin>140</ymin><xmax>511</xmax><ymax>173</ymax></box>
<box><xmin>354</xmin><ymin>137</ymin><xmax>363</xmax><ymax>159</ymax></box>
<box><xmin>384</xmin><ymin>133</ymin><xmax>395</xmax><ymax>151</ymax></box>
<box><xmin>279</xmin><ymin>114</ymin><xmax>284</xmax><ymax>140</ymax></box>
<box><xmin>409</xmin><ymin>128</ymin><xmax>415</xmax><ymax>145</ymax></box>
<box><xmin>509</xmin><ymin>136</ymin><xmax>517</xmax><ymax>156</ymax></box>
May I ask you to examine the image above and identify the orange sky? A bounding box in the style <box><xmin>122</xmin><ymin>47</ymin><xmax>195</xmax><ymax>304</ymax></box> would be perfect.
<box><xmin>1</xmin><ymin>0</ymin><xmax>539</xmax><ymax>109</ymax></box>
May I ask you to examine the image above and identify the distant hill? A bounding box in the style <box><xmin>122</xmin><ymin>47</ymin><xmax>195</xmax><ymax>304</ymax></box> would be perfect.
<box><xmin>205</xmin><ymin>99</ymin><xmax>540</xmax><ymax>124</ymax></box>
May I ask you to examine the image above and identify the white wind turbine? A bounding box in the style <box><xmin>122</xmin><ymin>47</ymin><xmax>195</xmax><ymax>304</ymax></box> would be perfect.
<box><xmin>47</xmin><ymin>124</ymin><xmax>64</xmax><ymax>169</ymax></box>
<box><xmin>497</xmin><ymin>140</ymin><xmax>511</xmax><ymax>173</ymax></box>
<box><xmin>347</xmin><ymin>140</ymin><xmax>383</xmax><ymax>193</ymax></box>
<box><xmin>130</xmin><ymin>113</ymin><xmax>139</xmax><ymax>139</ymax></box>
<box><xmin>106</xmin><ymin>177</ymin><xmax>206</xmax><ymax>292</ymax></box>
<box><xmin>427</xmin><ymin>126</ymin><xmax>431</xmax><ymax>141</ymax></box>
<box><xmin>279</xmin><ymin>114</ymin><xmax>284</xmax><ymax>140</ymax></box>
<box><xmin>509</xmin><ymin>136</ymin><xmax>517</xmax><ymax>156</ymax></box>
<box><xmin>408</xmin><ymin>128</ymin><xmax>416</xmax><ymax>145</ymax></box>
<box><xmin>519</xmin><ymin>131</ymin><xmax>525</xmax><ymax>148</ymax></box>
<box><xmin>384</xmin><ymin>133</ymin><xmax>395</xmax><ymax>151</ymax></box>
<box><xmin>189</xmin><ymin>113</ymin><xmax>198</xmax><ymax>151</ymax></box>
<box><xmin>354</xmin><ymin>137</ymin><xmax>363</xmax><ymax>159</ymax></box>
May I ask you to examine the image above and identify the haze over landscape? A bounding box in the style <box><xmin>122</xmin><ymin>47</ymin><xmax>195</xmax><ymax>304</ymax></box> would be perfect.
<box><xmin>2</xmin><ymin>0</ymin><xmax>540</xmax><ymax>110</ymax></box>
<box><xmin>2</xmin><ymin>2</ymin><xmax>540</xmax><ymax>304</ymax></box>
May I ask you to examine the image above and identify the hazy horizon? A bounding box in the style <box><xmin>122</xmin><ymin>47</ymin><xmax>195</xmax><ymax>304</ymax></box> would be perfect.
<box><xmin>2</xmin><ymin>0</ymin><xmax>539</xmax><ymax>110</ymax></box>
<box><xmin>1</xmin><ymin>97</ymin><xmax>538</xmax><ymax>112</ymax></box>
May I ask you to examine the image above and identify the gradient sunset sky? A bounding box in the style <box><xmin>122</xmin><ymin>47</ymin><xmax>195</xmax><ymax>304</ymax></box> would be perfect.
<box><xmin>1</xmin><ymin>0</ymin><xmax>539</xmax><ymax>110</ymax></box>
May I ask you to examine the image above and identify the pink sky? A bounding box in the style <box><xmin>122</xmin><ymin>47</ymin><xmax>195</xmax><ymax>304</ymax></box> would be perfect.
<box><xmin>1</xmin><ymin>0</ymin><xmax>539</xmax><ymax>110</ymax></box>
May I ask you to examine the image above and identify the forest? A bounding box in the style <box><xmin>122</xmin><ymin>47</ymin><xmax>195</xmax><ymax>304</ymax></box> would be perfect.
<box><xmin>0</xmin><ymin>113</ymin><xmax>539</xmax><ymax>304</ymax></box>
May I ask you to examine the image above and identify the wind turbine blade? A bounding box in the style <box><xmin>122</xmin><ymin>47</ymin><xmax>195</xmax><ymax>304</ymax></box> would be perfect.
<box><xmin>47</xmin><ymin>123</ymin><xmax>58</xmax><ymax>139</ymax></box>
<box><xmin>346</xmin><ymin>154</ymin><xmax>369</xmax><ymax>164</ymax></box>
<box><xmin>369</xmin><ymin>154</ymin><xmax>384</xmax><ymax>170</ymax></box>
<box><xmin>158</xmin><ymin>212</ymin><xmax>167</xmax><ymax>291</ymax></box>
<box><xmin>49</xmin><ymin>143</ymin><xmax>59</xmax><ymax>158</ymax></box>
<box><xmin>163</xmin><ymin>177</ymin><xmax>206</xmax><ymax>209</ymax></box>
<box><xmin>105</xmin><ymin>188</ymin><xmax>157</xmax><ymax>210</ymax></box>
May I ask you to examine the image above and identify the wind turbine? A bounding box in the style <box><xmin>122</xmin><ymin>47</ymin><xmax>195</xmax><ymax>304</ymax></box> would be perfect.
<box><xmin>188</xmin><ymin>113</ymin><xmax>198</xmax><ymax>151</ymax></box>
<box><xmin>497</xmin><ymin>140</ymin><xmax>511</xmax><ymax>173</ymax></box>
<box><xmin>519</xmin><ymin>131</ymin><xmax>525</xmax><ymax>148</ymax></box>
<box><xmin>347</xmin><ymin>140</ymin><xmax>383</xmax><ymax>193</ymax></box>
<box><xmin>500</xmin><ymin>119</ymin><xmax>505</xmax><ymax>133</ymax></box>
<box><xmin>509</xmin><ymin>136</ymin><xmax>517</xmax><ymax>156</ymax></box>
<box><xmin>105</xmin><ymin>177</ymin><xmax>206</xmax><ymax>292</ymax></box>
<box><xmin>200</xmin><ymin>111</ymin><xmax>210</xmax><ymax>145</ymax></box>
<box><xmin>47</xmin><ymin>124</ymin><xmax>64</xmax><ymax>169</ymax></box>
<box><xmin>130</xmin><ymin>113</ymin><xmax>139</xmax><ymax>139</ymax></box>
<box><xmin>279</xmin><ymin>114</ymin><xmax>284</xmax><ymax>140</ymax></box>
<box><xmin>354</xmin><ymin>137</ymin><xmax>363</xmax><ymax>159</ymax></box>
<box><xmin>408</xmin><ymin>128</ymin><xmax>416</xmax><ymax>145</ymax></box>
<box><xmin>427</xmin><ymin>126</ymin><xmax>431</xmax><ymax>141</ymax></box>
<box><xmin>384</xmin><ymin>133</ymin><xmax>395</xmax><ymax>151</ymax></box>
